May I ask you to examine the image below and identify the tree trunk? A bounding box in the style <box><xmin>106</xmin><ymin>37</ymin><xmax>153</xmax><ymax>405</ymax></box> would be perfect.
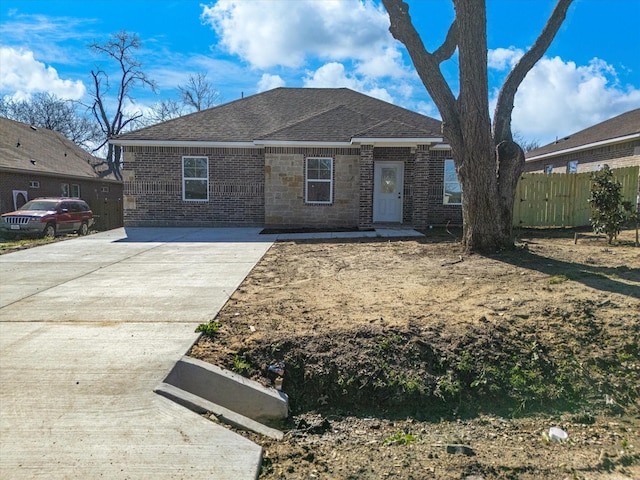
<box><xmin>382</xmin><ymin>0</ymin><xmax>572</xmax><ymax>253</ymax></box>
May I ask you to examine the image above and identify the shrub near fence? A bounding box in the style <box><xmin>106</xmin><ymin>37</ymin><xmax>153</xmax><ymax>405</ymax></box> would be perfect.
<box><xmin>513</xmin><ymin>166</ymin><xmax>639</xmax><ymax>228</ymax></box>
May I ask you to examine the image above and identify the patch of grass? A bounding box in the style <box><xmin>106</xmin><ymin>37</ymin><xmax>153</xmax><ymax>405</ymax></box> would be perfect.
<box><xmin>548</xmin><ymin>274</ymin><xmax>568</xmax><ymax>285</ymax></box>
<box><xmin>376</xmin><ymin>334</ymin><xmax>403</xmax><ymax>354</ymax></box>
<box><xmin>195</xmin><ymin>321</ymin><xmax>222</xmax><ymax>338</ymax></box>
<box><xmin>232</xmin><ymin>354</ymin><xmax>251</xmax><ymax>374</ymax></box>
<box><xmin>0</xmin><ymin>235</ymin><xmax>58</xmax><ymax>254</ymax></box>
<box><xmin>383</xmin><ymin>431</ymin><xmax>417</xmax><ymax>446</ymax></box>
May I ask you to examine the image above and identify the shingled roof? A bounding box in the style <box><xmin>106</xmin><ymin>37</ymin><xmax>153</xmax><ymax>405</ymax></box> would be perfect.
<box><xmin>0</xmin><ymin>117</ymin><xmax>118</xmax><ymax>181</ymax></box>
<box><xmin>113</xmin><ymin>88</ymin><xmax>443</xmax><ymax>145</ymax></box>
<box><xmin>526</xmin><ymin>108</ymin><xmax>640</xmax><ymax>160</ymax></box>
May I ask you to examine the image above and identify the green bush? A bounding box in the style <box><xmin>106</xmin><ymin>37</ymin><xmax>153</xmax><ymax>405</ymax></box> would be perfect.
<box><xmin>588</xmin><ymin>165</ymin><xmax>635</xmax><ymax>244</ymax></box>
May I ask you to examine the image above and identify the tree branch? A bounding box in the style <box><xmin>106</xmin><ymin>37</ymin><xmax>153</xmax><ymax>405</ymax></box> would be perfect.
<box><xmin>382</xmin><ymin>0</ymin><xmax>458</xmax><ymax>129</ymax></box>
<box><xmin>433</xmin><ymin>20</ymin><xmax>458</xmax><ymax>63</ymax></box>
<box><xmin>493</xmin><ymin>0</ymin><xmax>573</xmax><ymax>143</ymax></box>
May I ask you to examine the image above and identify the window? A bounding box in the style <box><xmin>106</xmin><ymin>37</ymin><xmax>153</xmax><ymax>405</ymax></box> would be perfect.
<box><xmin>544</xmin><ymin>165</ymin><xmax>554</xmax><ymax>174</ymax></box>
<box><xmin>71</xmin><ymin>184</ymin><xmax>80</xmax><ymax>198</ymax></box>
<box><xmin>61</xmin><ymin>183</ymin><xmax>69</xmax><ymax>197</ymax></box>
<box><xmin>101</xmin><ymin>186</ymin><xmax>110</xmax><ymax>193</ymax></box>
<box><xmin>305</xmin><ymin>157</ymin><xmax>333</xmax><ymax>204</ymax></box>
<box><xmin>567</xmin><ymin>160</ymin><xmax>578</xmax><ymax>173</ymax></box>
<box><xmin>29</xmin><ymin>181</ymin><xmax>40</xmax><ymax>189</ymax></box>
<box><xmin>443</xmin><ymin>159</ymin><xmax>462</xmax><ymax>205</ymax></box>
<box><xmin>182</xmin><ymin>157</ymin><xmax>209</xmax><ymax>201</ymax></box>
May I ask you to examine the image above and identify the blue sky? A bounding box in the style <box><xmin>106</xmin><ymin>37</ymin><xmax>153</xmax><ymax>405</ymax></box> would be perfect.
<box><xmin>1</xmin><ymin>0</ymin><xmax>639</xmax><ymax>145</ymax></box>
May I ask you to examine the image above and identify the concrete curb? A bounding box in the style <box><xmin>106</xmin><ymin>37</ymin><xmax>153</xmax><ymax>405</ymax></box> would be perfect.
<box><xmin>157</xmin><ymin>356</ymin><xmax>288</xmax><ymax>439</ymax></box>
<box><xmin>155</xmin><ymin>383</ymin><xmax>284</xmax><ymax>440</ymax></box>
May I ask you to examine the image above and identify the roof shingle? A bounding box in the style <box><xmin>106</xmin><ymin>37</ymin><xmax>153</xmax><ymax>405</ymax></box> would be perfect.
<box><xmin>526</xmin><ymin>108</ymin><xmax>640</xmax><ymax>159</ymax></box>
<box><xmin>0</xmin><ymin>117</ymin><xmax>118</xmax><ymax>180</ymax></box>
<box><xmin>114</xmin><ymin>88</ymin><xmax>442</xmax><ymax>144</ymax></box>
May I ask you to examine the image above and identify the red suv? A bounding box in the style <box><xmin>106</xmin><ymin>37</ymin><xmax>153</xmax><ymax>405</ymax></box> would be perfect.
<box><xmin>0</xmin><ymin>197</ymin><xmax>94</xmax><ymax>238</ymax></box>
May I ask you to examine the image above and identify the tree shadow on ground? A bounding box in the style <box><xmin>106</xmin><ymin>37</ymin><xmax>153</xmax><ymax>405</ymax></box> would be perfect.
<box><xmin>491</xmin><ymin>247</ymin><xmax>639</xmax><ymax>300</ymax></box>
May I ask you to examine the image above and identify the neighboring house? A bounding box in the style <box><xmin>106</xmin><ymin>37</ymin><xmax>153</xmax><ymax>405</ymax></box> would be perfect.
<box><xmin>112</xmin><ymin>87</ymin><xmax>462</xmax><ymax>230</ymax></box>
<box><xmin>524</xmin><ymin>108</ymin><xmax>640</xmax><ymax>174</ymax></box>
<box><xmin>0</xmin><ymin>117</ymin><xmax>123</xmax><ymax>230</ymax></box>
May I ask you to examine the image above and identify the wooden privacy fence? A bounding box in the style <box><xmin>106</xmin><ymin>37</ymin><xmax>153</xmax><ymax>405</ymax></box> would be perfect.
<box><xmin>513</xmin><ymin>166</ymin><xmax>639</xmax><ymax>228</ymax></box>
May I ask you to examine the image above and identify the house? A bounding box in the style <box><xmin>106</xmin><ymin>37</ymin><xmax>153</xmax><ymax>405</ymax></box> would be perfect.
<box><xmin>524</xmin><ymin>108</ymin><xmax>640</xmax><ymax>174</ymax></box>
<box><xmin>0</xmin><ymin>117</ymin><xmax>123</xmax><ymax>231</ymax></box>
<box><xmin>112</xmin><ymin>88</ymin><xmax>461</xmax><ymax>230</ymax></box>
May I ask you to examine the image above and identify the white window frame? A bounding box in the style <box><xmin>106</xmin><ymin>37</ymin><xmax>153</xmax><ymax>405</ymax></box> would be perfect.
<box><xmin>29</xmin><ymin>181</ymin><xmax>40</xmax><ymax>189</ymax></box>
<box><xmin>443</xmin><ymin>159</ymin><xmax>462</xmax><ymax>205</ymax></box>
<box><xmin>305</xmin><ymin>157</ymin><xmax>333</xmax><ymax>204</ymax></box>
<box><xmin>544</xmin><ymin>164</ymin><xmax>554</xmax><ymax>174</ymax></box>
<box><xmin>71</xmin><ymin>184</ymin><xmax>80</xmax><ymax>198</ymax></box>
<box><xmin>61</xmin><ymin>183</ymin><xmax>70</xmax><ymax>197</ymax></box>
<box><xmin>567</xmin><ymin>160</ymin><xmax>578</xmax><ymax>173</ymax></box>
<box><xmin>182</xmin><ymin>156</ymin><xmax>209</xmax><ymax>201</ymax></box>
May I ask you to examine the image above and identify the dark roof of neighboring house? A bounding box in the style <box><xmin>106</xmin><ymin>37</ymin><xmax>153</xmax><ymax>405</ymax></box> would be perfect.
<box><xmin>0</xmin><ymin>117</ymin><xmax>119</xmax><ymax>181</ymax></box>
<box><xmin>113</xmin><ymin>88</ymin><xmax>443</xmax><ymax>145</ymax></box>
<box><xmin>526</xmin><ymin>108</ymin><xmax>640</xmax><ymax>160</ymax></box>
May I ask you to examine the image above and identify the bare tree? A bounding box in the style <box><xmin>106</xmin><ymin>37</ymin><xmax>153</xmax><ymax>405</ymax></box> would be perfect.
<box><xmin>0</xmin><ymin>93</ymin><xmax>101</xmax><ymax>149</ymax></box>
<box><xmin>178</xmin><ymin>73</ymin><xmax>220</xmax><ymax>112</ymax></box>
<box><xmin>139</xmin><ymin>73</ymin><xmax>221</xmax><ymax>127</ymax></box>
<box><xmin>513</xmin><ymin>132</ymin><xmax>540</xmax><ymax>153</ymax></box>
<box><xmin>382</xmin><ymin>0</ymin><xmax>572</xmax><ymax>252</ymax></box>
<box><xmin>143</xmin><ymin>99</ymin><xmax>186</xmax><ymax>125</ymax></box>
<box><xmin>88</xmin><ymin>31</ymin><xmax>156</xmax><ymax>179</ymax></box>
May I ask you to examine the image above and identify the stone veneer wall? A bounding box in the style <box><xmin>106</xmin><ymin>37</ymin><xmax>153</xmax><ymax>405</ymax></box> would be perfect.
<box><xmin>122</xmin><ymin>146</ymin><xmax>264</xmax><ymax>227</ymax></box>
<box><xmin>264</xmin><ymin>146</ymin><xmax>361</xmax><ymax>228</ymax></box>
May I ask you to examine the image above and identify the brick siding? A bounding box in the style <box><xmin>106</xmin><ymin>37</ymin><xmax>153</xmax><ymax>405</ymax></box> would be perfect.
<box><xmin>123</xmin><ymin>146</ymin><xmax>264</xmax><ymax>227</ymax></box>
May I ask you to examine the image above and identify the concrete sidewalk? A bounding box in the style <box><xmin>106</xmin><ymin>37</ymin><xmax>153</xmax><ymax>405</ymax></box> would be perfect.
<box><xmin>0</xmin><ymin>227</ymin><xmax>274</xmax><ymax>479</ymax></box>
<box><xmin>0</xmin><ymin>226</ymin><xmax>423</xmax><ymax>479</ymax></box>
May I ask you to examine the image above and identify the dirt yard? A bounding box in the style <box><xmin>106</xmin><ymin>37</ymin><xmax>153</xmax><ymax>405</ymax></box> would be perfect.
<box><xmin>190</xmin><ymin>227</ymin><xmax>640</xmax><ymax>479</ymax></box>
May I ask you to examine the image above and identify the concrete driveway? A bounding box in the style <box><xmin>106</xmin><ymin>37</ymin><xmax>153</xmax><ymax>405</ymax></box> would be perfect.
<box><xmin>0</xmin><ymin>228</ymin><xmax>275</xmax><ymax>479</ymax></box>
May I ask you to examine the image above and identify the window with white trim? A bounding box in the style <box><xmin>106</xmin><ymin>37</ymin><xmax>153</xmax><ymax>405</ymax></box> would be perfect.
<box><xmin>29</xmin><ymin>181</ymin><xmax>40</xmax><ymax>188</ymax></box>
<box><xmin>71</xmin><ymin>184</ymin><xmax>80</xmax><ymax>198</ymax></box>
<box><xmin>182</xmin><ymin>156</ymin><xmax>209</xmax><ymax>201</ymax></box>
<box><xmin>305</xmin><ymin>157</ymin><xmax>333</xmax><ymax>204</ymax></box>
<box><xmin>567</xmin><ymin>160</ymin><xmax>578</xmax><ymax>173</ymax></box>
<box><xmin>61</xmin><ymin>183</ymin><xmax>69</xmax><ymax>197</ymax></box>
<box><xmin>443</xmin><ymin>159</ymin><xmax>462</xmax><ymax>205</ymax></box>
<box><xmin>544</xmin><ymin>164</ymin><xmax>553</xmax><ymax>174</ymax></box>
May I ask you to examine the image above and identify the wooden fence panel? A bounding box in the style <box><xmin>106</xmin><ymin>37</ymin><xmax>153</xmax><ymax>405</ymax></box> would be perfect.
<box><xmin>513</xmin><ymin>166</ymin><xmax>639</xmax><ymax>227</ymax></box>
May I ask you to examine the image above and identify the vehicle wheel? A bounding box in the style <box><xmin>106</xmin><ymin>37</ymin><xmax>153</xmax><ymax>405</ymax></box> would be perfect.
<box><xmin>78</xmin><ymin>222</ymin><xmax>89</xmax><ymax>236</ymax></box>
<box><xmin>42</xmin><ymin>224</ymin><xmax>56</xmax><ymax>238</ymax></box>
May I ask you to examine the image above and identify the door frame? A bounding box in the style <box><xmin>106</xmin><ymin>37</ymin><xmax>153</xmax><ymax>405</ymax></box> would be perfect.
<box><xmin>373</xmin><ymin>161</ymin><xmax>404</xmax><ymax>223</ymax></box>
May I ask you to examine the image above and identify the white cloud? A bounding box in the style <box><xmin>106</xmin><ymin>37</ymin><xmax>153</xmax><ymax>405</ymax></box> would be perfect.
<box><xmin>0</xmin><ymin>47</ymin><xmax>85</xmax><ymax>100</ymax></box>
<box><xmin>257</xmin><ymin>73</ymin><xmax>285</xmax><ymax>92</ymax></box>
<box><xmin>303</xmin><ymin>62</ymin><xmax>394</xmax><ymax>103</ymax></box>
<box><xmin>488</xmin><ymin>47</ymin><xmax>524</xmax><ymax>71</ymax></box>
<box><xmin>355</xmin><ymin>45</ymin><xmax>410</xmax><ymax>79</ymax></box>
<box><xmin>201</xmin><ymin>0</ymin><xmax>404</xmax><ymax>75</ymax></box>
<box><xmin>508</xmin><ymin>56</ymin><xmax>640</xmax><ymax>144</ymax></box>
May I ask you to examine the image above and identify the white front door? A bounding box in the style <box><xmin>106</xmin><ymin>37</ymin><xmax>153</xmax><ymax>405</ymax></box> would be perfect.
<box><xmin>373</xmin><ymin>162</ymin><xmax>404</xmax><ymax>223</ymax></box>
